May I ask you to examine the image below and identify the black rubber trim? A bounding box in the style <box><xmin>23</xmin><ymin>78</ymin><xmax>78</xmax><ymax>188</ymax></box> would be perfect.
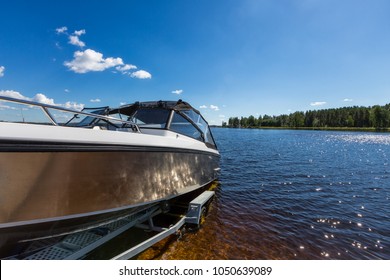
<box><xmin>0</xmin><ymin>140</ymin><xmax>220</xmax><ymax>157</ymax></box>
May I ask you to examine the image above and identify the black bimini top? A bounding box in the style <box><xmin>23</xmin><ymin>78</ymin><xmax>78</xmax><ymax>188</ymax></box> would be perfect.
<box><xmin>109</xmin><ymin>99</ymin><xmax>200</xmax><ymax>116</ymax></box>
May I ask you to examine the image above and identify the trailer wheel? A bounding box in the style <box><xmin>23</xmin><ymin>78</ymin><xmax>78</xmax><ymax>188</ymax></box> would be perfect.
<box><xmin>198</xmin><ymin>206</ymin><xmax>208</xmax><ymax>227</ymax></box>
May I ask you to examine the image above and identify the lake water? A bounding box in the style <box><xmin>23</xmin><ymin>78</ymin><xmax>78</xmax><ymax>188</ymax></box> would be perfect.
<box><xmin>139</xmin><ymin>128</ymin><xmax>390</xmax><ymax>260</ymax></box>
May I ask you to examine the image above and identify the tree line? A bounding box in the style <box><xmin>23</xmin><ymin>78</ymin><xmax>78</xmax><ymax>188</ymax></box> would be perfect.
<box><xmin>225</xmin><ymin>104</ymin><xmax>390</xmax><ymax>129</ymax></box>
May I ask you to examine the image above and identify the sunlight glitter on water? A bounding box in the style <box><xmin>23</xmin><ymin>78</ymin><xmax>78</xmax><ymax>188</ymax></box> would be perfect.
<box><xmin>136</xmin><ymin>129</ymin><xmax>390</xmax><ymax>260</ymax></box>
<box><xmin>328</xmin><ymin>133</ymin><xmax>390</xmax><ymax>145</ymax></box>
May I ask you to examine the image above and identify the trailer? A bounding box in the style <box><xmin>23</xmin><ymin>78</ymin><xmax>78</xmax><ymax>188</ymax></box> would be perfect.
<box><xmin>5</xmin><ymin>190</ymin><xmax>215</xmax><ymax>260</ymax></box>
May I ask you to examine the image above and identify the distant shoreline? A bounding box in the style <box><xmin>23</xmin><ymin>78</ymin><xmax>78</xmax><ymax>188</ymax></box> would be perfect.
<box><xmin>211</xmin><ymin>125</ymin><xmax>390</xmax><ymax>133</ymax></box>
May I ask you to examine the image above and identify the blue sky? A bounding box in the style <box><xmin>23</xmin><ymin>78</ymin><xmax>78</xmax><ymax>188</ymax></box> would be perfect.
<box><xmin>1</xmin><ymin>0</ymin><xmax>390</xmax><ymax>125</ymax></box>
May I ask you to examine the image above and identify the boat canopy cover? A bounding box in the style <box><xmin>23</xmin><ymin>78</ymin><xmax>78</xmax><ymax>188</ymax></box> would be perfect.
<box><xmin>110</xmin><ymin>100</ymin><xmax>200</xmax><ymax>116</ymax></box>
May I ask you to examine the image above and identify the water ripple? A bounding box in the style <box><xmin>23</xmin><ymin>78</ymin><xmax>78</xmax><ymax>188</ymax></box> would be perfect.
<box><xmin>143</xmin><ymin>129</ymin><xmax>390</xmax><ymax>259</ymax></box>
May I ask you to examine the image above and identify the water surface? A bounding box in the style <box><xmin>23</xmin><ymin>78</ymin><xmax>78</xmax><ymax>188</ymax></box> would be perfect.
<box><xmin>139</xmin><ymin>128</ymin><xmax>390</xmax><ymax>259</ymax></box>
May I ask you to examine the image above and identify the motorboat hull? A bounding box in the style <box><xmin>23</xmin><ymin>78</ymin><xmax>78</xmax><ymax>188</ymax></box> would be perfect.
<box><xmin>0</xmin><ymin>98</ymin><xmax>220</xmax><ymax>258</ymax></box>
<box><xmin>0</xmin><ymin>142</ymin><xmax>219</xmax><ymax>257</ymax></box>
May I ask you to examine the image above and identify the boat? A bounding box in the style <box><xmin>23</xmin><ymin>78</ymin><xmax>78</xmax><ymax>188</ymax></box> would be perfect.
<box><xmin>0</xmin><ymin>96</ymin><xmax>220</xmax><ymax>258</ymax></box>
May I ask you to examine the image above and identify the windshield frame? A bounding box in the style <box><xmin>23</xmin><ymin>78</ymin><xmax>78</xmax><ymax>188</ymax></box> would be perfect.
<box><xmin>107</xmin><ymin>100</ymin><xmax>218</xmax><ymax>150</ymax></box>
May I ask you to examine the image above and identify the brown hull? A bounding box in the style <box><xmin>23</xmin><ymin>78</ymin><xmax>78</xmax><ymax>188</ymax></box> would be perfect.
<box><xmin>0</xmin><ymin>146</ymin><xmax>219</xmax><ymax>257</ymax></box>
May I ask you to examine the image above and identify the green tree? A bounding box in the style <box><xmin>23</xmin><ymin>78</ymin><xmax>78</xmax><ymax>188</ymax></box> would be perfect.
<box><xmin>370</xmin><ymin>106</ymin><xmax>390</xmax><ymax>128</ymax></box>
<box><xmin>247</xmin><ymin>115</ymin><xmax>257</xmax><ymax>127</ymax></box>
<box><xmin>240</xmin><ymin>117</ymin><xmax>248</xmax><ymax>128</ymax></box>
<box><xmin>289</xmin><ymin>112</ymin><xmax>305</xmax><ymax>127</ymax></box>
<box><xmin>232</xmin><ymin>117</ymin><xmax>240</xmax><ymax>128</ymax></box>
<box><xmin>227</xmin><ymin>103</ymin><xmax>390</xmax><ymax>129</ymax></box>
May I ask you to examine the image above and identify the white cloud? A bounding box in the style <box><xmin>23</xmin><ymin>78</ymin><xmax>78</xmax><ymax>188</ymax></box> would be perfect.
<box><xmin>57</xmin><ymin>27</ymin><xmax>86</xmax><ymax>48</ymax></box>
<box><xmin>0</xmin><ymin>90</ymin><xmax>84</xmax><ymax>111</ymax></box>
<box><xmin>219</xmin><ymin>114</ymin><xmax>226</xmax><ymax>118</ymax></box>
<box><xmin>64</xmin><ymin>101</ymin><xmax>84</xmax><ymax>111</ymax></box>
<box><xmin>210</xmin><ymin>105</ymin><xmax>220</xmax><ymax>111</ymax></box>
<box><xmin>0</xmin><ymin>90</ymin><xmax>26</xmax><ymax>100</ymax></box>
<box><xmin>199</xmin><ymin>104</ymin><xmax>220</xmax><ymax>111</ymax></box>
<box><xmin>66</xmin><ymin>29</ymin><xmax>86</xmax><ymax>47</ymax></box>
<box><xmin>33</xmin><ymin>93</ymin><xmax>55</xmax><ymax>105</ymax></box>
<box><xmin>56</xmin><ymin>27</ymin><xmax>152</xmax><ymax>79</ymax></box>
<box><xmin>90</xmin><ymin>98</ymin><xmax>101</xmax><ymax>103</ymax></box>
<box><xmin>56</xmin><ymin>26</ymin><xmax>68</xmax><ymax>34</ymax></box>
<box><xmin>130</xmin><ymin>70</ymin><xmax>152</xmax><ymax>79</ymax></box>
<box><xmin>0</xmin><ymin>66</ymin><xmax>5</xmax><ymax>77</ymax></box>
<box><xmin>310</xmin><ymin>101</ymin><xmax>327</xmax><ymax>106</ymax></box>
<box><xmin>69</xmin><ymin>35</ymin><xmax>86</xmax><ymax>47</ymax></box>
<box><xmin>172</xmin><ymin>89</ymin><xmax>183</xmax><ymax>95</ymax></box>
<box><xmin>64</xmin><ymin>89</ymin><xmax>70</xmax><ymax>93</ymax></box>
<box><xmin>64</xmin><ymin>49</ymin><xmax>124</xmax><ymax>73</ymax></box>
<box><xmin>74</xmin><ymin>29</ymin><xmax>86</xmax><ymax>36</ymax></box>
<box><xmin>116</xmin><ymin>64</ymin><xmax>137</xmax><ymax>73</ymax></box>
<box><xmin>343</xmin><ymin>98</ymin><xmax>353</xmax><ymax>102</ymax></box>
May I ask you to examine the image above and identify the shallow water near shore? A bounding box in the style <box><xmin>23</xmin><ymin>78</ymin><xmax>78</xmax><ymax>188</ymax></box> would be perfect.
<box><xmin>138</xmin><ymin>128</ymin><xmax>389</xmax><ymax>259</ymax></box>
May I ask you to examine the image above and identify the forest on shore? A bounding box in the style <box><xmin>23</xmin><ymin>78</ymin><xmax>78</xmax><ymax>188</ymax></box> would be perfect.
<box><xmin>224</xmin><ymin>104</ymin><xmax>390</xmax><ymax>130</ymax></box>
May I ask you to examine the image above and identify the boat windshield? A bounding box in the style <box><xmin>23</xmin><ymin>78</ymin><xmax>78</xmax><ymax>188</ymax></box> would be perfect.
<box><xmin>65</xmin><ymin>107</ymin><xmax>109</xmax><ymax>127</ymax></box>
<box><xmin>170</xmin><ymin>111</ymin><xmax>203</xmax><ymax>141</ymax></box>
<box><xmin>127</xmin><ymin>108</ymin><xmax>171</xmax><ymax>128</ymax></box>
<box><xmin>179</xmin><ymin>109</ymin><xmax>217</xmax><ymax>148</ymax></box>
<box><xmin>107</xmin><ymin>101</ymin><xmax>217</xmax><ymax>149</ymax></box>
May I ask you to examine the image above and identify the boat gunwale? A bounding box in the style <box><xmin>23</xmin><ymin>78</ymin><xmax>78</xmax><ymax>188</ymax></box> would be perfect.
<box><xmin>0</xmin><ymin>139</ymin><xmax>221</xmax><ymax>156</ymax></box>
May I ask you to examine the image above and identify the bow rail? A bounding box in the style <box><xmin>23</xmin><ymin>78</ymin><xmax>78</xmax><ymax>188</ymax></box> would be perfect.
<box><xmin>0</xmin><ymin>95</ymin><xmax>140</xmax><ymax>132</ymax></box>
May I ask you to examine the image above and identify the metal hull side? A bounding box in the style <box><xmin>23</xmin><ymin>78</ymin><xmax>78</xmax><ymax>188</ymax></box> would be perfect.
<box><xmin>0</xmin><ymin>148</ymin><xmax>219</xmax><ymax>256</ymax></box>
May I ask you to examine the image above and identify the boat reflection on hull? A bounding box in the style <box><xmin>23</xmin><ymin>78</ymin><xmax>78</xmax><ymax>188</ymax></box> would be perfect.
<box><xmin>0</xmin><ymin>147</ymin><xmax>219</xmax><ymax>257</ymax></box>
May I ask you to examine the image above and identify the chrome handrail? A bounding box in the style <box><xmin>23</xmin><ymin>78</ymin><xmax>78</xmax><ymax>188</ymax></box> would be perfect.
<box><xmin>0</xmin><ymin>95</ymin><xmax>140</xmax><ymax>132</ymax></box>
